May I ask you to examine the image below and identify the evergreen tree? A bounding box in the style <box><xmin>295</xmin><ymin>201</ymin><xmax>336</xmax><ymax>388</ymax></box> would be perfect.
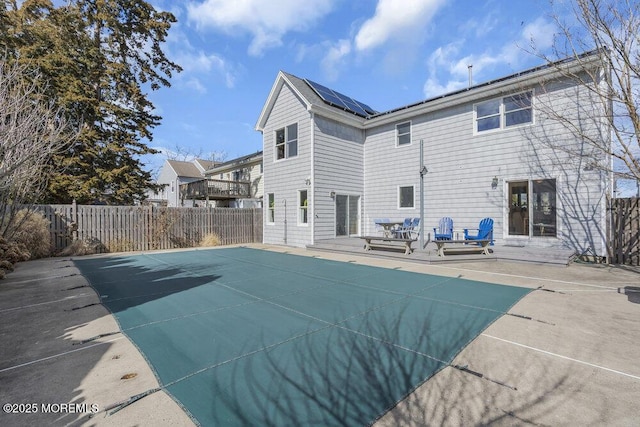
<box><xmin>1</xmin><ymin>0</ymin><xmax>181</xmax><ymax>204</ymax></box>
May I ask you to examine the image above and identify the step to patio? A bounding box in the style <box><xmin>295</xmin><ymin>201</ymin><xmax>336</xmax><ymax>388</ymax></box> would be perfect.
<box><xmin>307</xmin><ymin>238</ymin><xmax>577</xmax><ymax>266</ymax></box>
<box><xmin>307</xmin><ymin>239</ymin><xmax>498</xmax><ymax>264</ymax></box>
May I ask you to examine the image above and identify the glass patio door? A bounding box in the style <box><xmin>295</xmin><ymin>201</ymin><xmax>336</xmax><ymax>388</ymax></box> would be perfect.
<box><xmin>508</xmin><ymin>179</ymin><xmax>557</xmax><ymax>237</ymax></box>
<box><xmin>335</xmin><ymin>195</ymin><xmax>360</xmax><ymax>237</ymax></box>
<box><xmin>509</xmin><ymin>181</ymin><xmax>529</xmax><ymax>235</ymax></box>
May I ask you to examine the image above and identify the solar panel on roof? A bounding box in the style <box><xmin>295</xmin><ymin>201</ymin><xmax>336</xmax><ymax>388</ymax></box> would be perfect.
<box><xmin>304</xmin><ymin>78</ymin><xmax>377</xmax><ymax>118</ymax></box>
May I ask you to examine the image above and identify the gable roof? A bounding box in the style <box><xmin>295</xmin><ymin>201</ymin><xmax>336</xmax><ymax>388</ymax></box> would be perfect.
<box><xmin>194</xmin><ymin>158</ymin><xmax>219</xmax><ymax>171</ymax></box>
<box><xmin>255</xmin><ymin>71</ymin><xmax>367</xmax><ymax>131</ymax></box>
<box><xmin>166</xmin><ymin>160</ymin><xmax>204</xmax><ymax>178</ymax></box>
<box><xmin>256</xmin><ymin>49</ymin><xmax>604</xmax><ymax>130</ymax></box>
<box><xmin>365</xmin><ymin>48</ymin><xmax>605</xmax><ymax>126</ymax></box>
<box><xmin>204</xmin><ymin>151</ymin><xmax>263</xmax><ymax>175</ymax></box>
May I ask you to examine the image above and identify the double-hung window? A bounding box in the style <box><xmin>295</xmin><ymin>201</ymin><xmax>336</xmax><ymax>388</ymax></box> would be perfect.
<box><xmin>275</xmin><ymin>123</ymin><xmax>298</xmax><ymax>160</ymax></box>
<box><xmin>504</xmin><ymin>92</ymin><xmax>533</xmax><ymax>127</ymax></box>
<box><xmin>475</xmin><ymin>90</ymin><xmax>533</xmax><ymax>133</ymax></box>
<box><xmin>396</xmin><ymin>121</ymin><xmax>411</xmax><ymax>146</ymax></box>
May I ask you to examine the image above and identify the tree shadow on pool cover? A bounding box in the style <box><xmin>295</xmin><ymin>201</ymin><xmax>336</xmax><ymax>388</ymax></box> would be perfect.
<box><xmin>74</xmin><ymin>256</ymin><xmax>221</xmax><ymax>316</ymax></box>
<box><xmin>204</xmin><ymin>305</ymin><xmax>569</xmax><ymax>426</ymax></box>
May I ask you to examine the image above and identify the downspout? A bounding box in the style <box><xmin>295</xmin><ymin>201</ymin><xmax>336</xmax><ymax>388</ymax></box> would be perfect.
<box><xmin>419</xmin><ymin>139</ymin><xmax>427</xmax><ymax>249</ymax></box>
<box><xmin>310</xmin><ymin>112</ymin><xmax>315</xmax><ymax>245</ymax></box>
<box><xmin>283</xmin><ymin>198</ymin><xmax>287</xmax><ymax>245</ymax></box>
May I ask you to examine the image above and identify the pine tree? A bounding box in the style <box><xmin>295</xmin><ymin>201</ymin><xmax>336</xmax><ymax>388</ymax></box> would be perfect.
<box><xmin>1</xmin><ymin>0</ymin><xmax>181</xmax><ymax>204</ymax></box>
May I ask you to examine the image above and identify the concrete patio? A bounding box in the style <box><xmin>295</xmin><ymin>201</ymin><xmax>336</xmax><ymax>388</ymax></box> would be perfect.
<box><xmin>308</xmin><ymin>237</ymin><xmax>579</xmax><ymax>265</ymax></box>
<box><xmin>1</xmin><ymin>243</ymin><xmax>638</xmax><ymax>426</ymax></box>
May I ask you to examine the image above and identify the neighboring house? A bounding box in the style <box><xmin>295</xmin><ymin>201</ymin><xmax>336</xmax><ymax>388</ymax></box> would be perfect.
<box><xmin>181</xmin><ymin>151</ymin><xmax>263</xmax><ymax>208</ymax></box>
<box><xmin>147</xmin><ymin>159</ymin><xmax>217</xmax><ymax>207</ymax></box>
<box><xmin>256</xmin><ymin>50</ymin><xmax>610</xmax><ymax>256</ymax></box>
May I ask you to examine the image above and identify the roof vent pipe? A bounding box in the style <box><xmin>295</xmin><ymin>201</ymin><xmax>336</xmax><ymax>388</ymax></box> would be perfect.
<box><xmin>468</xmin><ymin>65</ymin><xmax>473</xmax><ymax>88</ymax></box>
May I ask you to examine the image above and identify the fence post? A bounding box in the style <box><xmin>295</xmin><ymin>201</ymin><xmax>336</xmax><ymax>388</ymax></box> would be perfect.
<box><xmin>42</xmin><ymin>205</ymin><xmax>263</xmax><ymax>253</ymax></box>
<box><xmin>71</xmin><ymin>199</ymin><xmax>79</xmax><ymax>242</ymax></box>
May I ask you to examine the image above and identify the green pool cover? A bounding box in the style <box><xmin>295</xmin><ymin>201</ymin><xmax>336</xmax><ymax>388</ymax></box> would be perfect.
<box><xmin>74</xmin><ymin>247</ymin><xmax>531</xmax><ymax>426</ymax></box>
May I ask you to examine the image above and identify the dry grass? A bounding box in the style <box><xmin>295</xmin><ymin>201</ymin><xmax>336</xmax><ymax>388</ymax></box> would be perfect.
<box><xmin>8</xmin><ymin>210</ymin><xmax>52</xmax><ymax>259</ymax></box>
<box><xmin>107</xmin><ymin>238</ymin><xmax>136</xmax><ymax>253</ymax></box>
<box><xmin>0</xmin><ymin>210</ymin><xmax>52</xmax><ymax>279</ymax></box>
<box><xmin>200</xmin><ymin>233</ymin><xmax>221</xmax><ymax>247</ymax></box>
<box><xmin>58</xmin><ymin>238</ymin><xmax>107</xmax><ymax>256</ymax></box>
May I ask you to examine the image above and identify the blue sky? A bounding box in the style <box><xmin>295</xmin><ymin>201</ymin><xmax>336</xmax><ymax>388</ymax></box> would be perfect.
<box><xmin>142</xmin><ymin>0</ymin><xmax>562</xmax><ymax>174</ymax></box>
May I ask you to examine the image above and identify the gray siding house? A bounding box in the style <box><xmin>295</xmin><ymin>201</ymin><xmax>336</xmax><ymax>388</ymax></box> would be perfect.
<box><xmin>147</xmin><ymin>159</ymin><xmax>216</xmax><ymax>207</ymax></box>
<box><xmin>256</xmin><ymin>51</ymin><xmax>610</xmax><ymax>256</ymax></box>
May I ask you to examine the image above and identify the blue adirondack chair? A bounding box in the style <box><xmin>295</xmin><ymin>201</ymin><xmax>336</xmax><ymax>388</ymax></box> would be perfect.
<box><xmin>433</xmin><ymin>217</ymin><xmax>453</xmax><ymax>240</ymax></box>
<box><xmin>464</xmin><ymin>218</ymin><xmax>494</xmax><ymax>245</ymax></box>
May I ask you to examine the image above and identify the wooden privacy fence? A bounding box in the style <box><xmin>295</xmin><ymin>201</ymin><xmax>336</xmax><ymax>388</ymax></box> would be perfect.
<box><xmin>32</xmin><ymin>204</ymin><xmax>263</xmax><ymax>253</ymax></box>
<box><xmin>610</xmin><ymin>197</ymin><xmax>640</xmax><ymax>265</ymax></box>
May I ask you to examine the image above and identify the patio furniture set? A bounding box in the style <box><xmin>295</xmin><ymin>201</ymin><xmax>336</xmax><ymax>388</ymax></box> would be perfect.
<box><xmin>360</xmin><ymin>218</ymin><xmax>421</xmax><ymax>255</ymax></box>
<box><xmin>361</xmin><ymin>217</ymin><xmax>494</xmax><ymax>257</ymax></box>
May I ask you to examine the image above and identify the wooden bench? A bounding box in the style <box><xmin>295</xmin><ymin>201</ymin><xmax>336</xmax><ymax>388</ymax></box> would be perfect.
<box><xmin>434</xmin><ymin>239</ymin><xmax>492</xmax><ymax>257</ymax></box>
<box><xmin>360</xmin><ymin>236</ymin><xmax>417</xmax><ymax>255</ymax></box>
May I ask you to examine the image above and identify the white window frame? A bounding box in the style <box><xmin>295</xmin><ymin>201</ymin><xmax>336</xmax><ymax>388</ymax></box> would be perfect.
<box><xmin>275</xmin><ymin>123</ymin><xmax>298</xmax><ymax>160</ymax></box>
<box><xmin>267</xmin><ymin>193</ymin><xmax>275</xmax><ymax>224</ymax></box>
<box><xmin>474</xmin><ymin>90</ymin><xmax>534</xmax><ymax>134</ymax></box>
<box><xmin>298</xmin><ymin>189</ymin><xmax>309</xmax><ymax>225</ymax></box>
<box><xmin>398</xmin><ymin>185</ymin><xmax>415</xmax><ymax>209</ymax></box>
<box><xmin>396</xmin><ymin>121</ymin><xmax>412</xmax><ymax>146</ymax></box>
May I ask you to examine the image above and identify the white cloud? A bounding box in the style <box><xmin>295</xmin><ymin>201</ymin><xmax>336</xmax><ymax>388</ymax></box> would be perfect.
<box><xmin>354</xmin><ymin>0</ymin><xmax>447</xmax><ymax>51</ymax></box>
<box><xmin>521</xmin><ymin>17</ymin><xmax>556</xmax><ymax>51</ymax></box>
<box><xmin>184</xmin><ymin>77</ymin><xmax>207</xmax><ymax>94</ymax></box>
<box><xmin>163</xmin><ymin>23</ymin><xmax>239</xmax><ymax>92</ymax></box>
<box><xmin>423</xmin><ymin>16</ymin><xmax>557</xmax><ymax>98</ymax></box>
<box><xmin>450</xmin><ymin>17</ymin><xmax>555</xmax><ymax>78</ymax></box>
<box><xmin>460</xmin><ymin>13</ymin><xmax>499</xmax><ymax>38</ymax></box>
<box><xmin>321</xmin><ymin>39</ymin><xmax>352</xmax><ymax>81</ymax></box>
<box><xmin>187</xmin><ymin>0</ymin><xmax>335</xmax><ymax>56</ymax></box>
<box><xmin>422</xmin><ymin>42</ymin><xmax>468</xmax><ymax>97</ymax></box>
<box><xmin>174</xmin><ymin>50</ymin><xmax>238</xmax><ymax>89</ymax></box>
<box><xmin>423</xmin><ymin>77</ymin><xmax>467</xmax><ymax>99</ymax></box>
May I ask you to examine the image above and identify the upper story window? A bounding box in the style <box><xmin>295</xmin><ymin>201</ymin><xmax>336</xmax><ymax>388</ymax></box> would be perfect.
<box><xmin>396</xmin><ymin>121</ymin><xmax>411</xmax><ymax>146</ymax></box>
<box><xmin>275</xmin><ymin>123</ymin><xmax>298</xmax><ymax>160</ymax></box>
<box><xmin>475</xmin><ymin>90</ymin><xmax>533</xmax><ymax>133</ymax></box>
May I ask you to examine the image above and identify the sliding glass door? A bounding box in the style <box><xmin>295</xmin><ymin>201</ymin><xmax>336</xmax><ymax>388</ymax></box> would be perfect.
<box><xmin>335</xmin><ymin>195</ymin><xmax>360</xmax><ymax>237</ymax></box>
<box><xmin>508</xmin><ymin>179</ymin><xmax>557</xmax><ymax>237</ymax></box>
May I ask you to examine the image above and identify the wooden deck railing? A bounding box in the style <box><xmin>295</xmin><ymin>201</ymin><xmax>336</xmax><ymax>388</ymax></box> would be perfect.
<box><xmin>180</xmin><ymin>179</ymin><xmax>251</xmax><ymax>200</ymax></box>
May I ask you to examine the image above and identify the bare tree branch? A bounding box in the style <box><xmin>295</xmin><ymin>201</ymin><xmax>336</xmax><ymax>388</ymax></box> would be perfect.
<box><xmin>531</xmin><ymin>0</ymin><xmax>640</xmax><ymax>188</ymax></box>
<box><xmin>0</xmin><ymin>59</ymin><xmax>75</xmax><ymax>238</ymax></box>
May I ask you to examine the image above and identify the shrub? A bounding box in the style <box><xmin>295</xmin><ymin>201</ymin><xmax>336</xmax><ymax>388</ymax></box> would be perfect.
<box><xmin>107</xmin><ymin>238</ymin><xmax>135</xmax><ymax>253</ymax></box>
<box><xmin>6</xmin><ymin>210</ymin><xmax>52</xmax><ymax>259</ymax></box>
<box><xmin>200</xmin><ymin>233</ymin><xmax>221</xmax><ymax>247</ymax></box>
<box><xmin>0</xmin><ymin>236</ymin><xmax>29</xmax><ymax>279</ymax></box>
<box><xmin>58</xmin><ymin>238</ymin><xmax>107</xmax><ymax>256</ymax></box>
<box><xmin>0</xmin><ymin>257</ymin><xmax>14</xmax><ymax>279</ymax></box>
